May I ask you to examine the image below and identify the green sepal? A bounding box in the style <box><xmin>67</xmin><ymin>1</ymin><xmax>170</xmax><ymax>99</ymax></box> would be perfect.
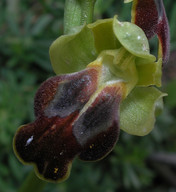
<box><xmin>88</xmin><ymin>18</ymin><xmax>121</xmax><ymax>54</ymax></box>
<box><xmin>120</xmin><ymin>87</ymin><xmax>167</xmax><ymax>136</ymax></box>
<box><xmin>113</xmin><ymin>17</ymin><xmax>156</xmax><ymax>62</ymax></box>
<box><xmin>49</xmin><ymin>25</ymin><xmax>97</xmax><ymax>74</ymax></box>
<box><xmin>49</xmin><ymin>19</ymin><xmax>120</xmax><ymax>75</ymax></box>
<box><xmin>136</xmin><ymin>58</ymin><xmax>162</xmax><ymax>87</ymax></box>
<box><xmin>50</xmin><ymin>16</ymin><xmax>161</xmax><ymax>90</ymax></box>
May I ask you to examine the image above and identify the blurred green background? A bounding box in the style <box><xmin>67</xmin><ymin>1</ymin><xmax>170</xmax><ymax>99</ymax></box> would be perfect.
<box><xmin>0</xmin><ymin>0</ymin><xmax>176</xmax><ymax>191</ymax></box>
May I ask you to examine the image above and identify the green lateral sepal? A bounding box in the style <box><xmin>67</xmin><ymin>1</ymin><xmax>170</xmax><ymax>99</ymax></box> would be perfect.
<box><xmin>120</xmin><ymin>87</ymin><xmax>167</xmax><ymax>136</ymax></box>
<box><xmin>49</xmin><ymin>25</ymin><xmax>97</xmax><ymax>75</ymax></box>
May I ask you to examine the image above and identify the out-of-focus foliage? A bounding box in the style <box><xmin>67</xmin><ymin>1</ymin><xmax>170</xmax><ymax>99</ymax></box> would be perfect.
<box><xmin>0</xmin><ymin>0</ymin><xmax>176</xmax><ymax>192</ymax></box>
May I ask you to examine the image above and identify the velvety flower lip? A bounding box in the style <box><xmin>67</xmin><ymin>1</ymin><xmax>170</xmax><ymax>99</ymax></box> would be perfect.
<box><xmin>132</xmin><ymin>0</ymin><xmax>170</xmax><ymax>65</ymax></box>
<box><xmin>13</xmin><ymin>65</ymin><xmax>124</xmax><ymax>182</ymax></box>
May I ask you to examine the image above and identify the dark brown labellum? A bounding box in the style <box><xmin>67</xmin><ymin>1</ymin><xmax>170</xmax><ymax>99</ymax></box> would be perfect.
<box><xmin>13</xmin><ymin>66</ymin><xmax>122</xmax><ymax>182</ymax></box>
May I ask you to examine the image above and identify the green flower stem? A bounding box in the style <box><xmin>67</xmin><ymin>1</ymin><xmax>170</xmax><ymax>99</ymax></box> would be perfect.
<box><xmin>17</xmin><ymin>171</ymin><xmax>46</xmax><ymax>192</ymax></box>
<box><xmin>64</xmin><ymin>0</ymin><xmax>97</xmax><ymax>34</ymax></box>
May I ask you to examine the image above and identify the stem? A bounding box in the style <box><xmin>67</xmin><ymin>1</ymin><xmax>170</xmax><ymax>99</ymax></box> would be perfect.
<box><xmin>64</xmin><ymin>0</ymin><xmax>96</xmax><ymax>34</ymax></box>
<box><xmin>17</xmin><ymin>171</ymin><xmax>46</xmax><ymax>192</ymax></box>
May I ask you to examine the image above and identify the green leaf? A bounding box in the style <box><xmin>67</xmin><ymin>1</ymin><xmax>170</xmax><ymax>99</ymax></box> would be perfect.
<box><xmin>31</xmin><ymin>15</ymin><xmax>52</xmax><ymax>36</ymax></box>
<box><xmin>113</xmin><ymin>17</ymin><xmax>156</xmax><ymax>62</ymax></box>
<box><xmin>120</xmin><ymin>87</ymin><xmax>167</xmax><ymax>136</ymax></box>
<box><xmin>49</xmin><ymin>25</ymin><xmax>97</xmax><ymax>74</ymax></box>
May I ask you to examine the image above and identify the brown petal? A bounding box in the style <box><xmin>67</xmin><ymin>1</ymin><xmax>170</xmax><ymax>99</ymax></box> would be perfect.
<box><xmin>132</xmin><ymin>0</ymin><xmax>170</xmax><ymax>65</ymax></box>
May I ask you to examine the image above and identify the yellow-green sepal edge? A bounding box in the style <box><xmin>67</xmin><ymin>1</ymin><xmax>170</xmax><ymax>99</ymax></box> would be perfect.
<box><xmin>120</xmin><ymin>87</ymin><xmax>167</xmax><ymax>136</ymax></box>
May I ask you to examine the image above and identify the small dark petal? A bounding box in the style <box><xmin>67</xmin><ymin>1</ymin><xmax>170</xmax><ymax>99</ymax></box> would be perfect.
<box><xmin>133</xmin><ymin>0</ymin><xmax>159</xmax><ymax>39</ymax></box>
<box><xmin>157</xmin><ymin>2</ymin><xmax>170</xmax><ymax>65</ymax></box>
<box><xmin>133</xmin><ymin>0</ymin><xmax>170</xmax><ymax>64</ymax></box>
<box><xmin>73</xmin><ymin>84</ymin><xmax>122</xmax><ymax>161</ymax></box>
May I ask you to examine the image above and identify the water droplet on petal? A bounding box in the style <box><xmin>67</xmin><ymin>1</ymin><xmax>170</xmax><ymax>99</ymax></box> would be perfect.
<box><xmin>126</xmin><ymin>32</ymin><xmax>131</xmax><ymax>37</ymax></box>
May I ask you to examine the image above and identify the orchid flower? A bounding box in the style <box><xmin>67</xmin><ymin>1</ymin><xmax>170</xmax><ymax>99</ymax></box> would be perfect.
<box><xmin>13</xmin><ymin>0</ymin><xmax>170</xmax><ymax>183</ymax></box>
